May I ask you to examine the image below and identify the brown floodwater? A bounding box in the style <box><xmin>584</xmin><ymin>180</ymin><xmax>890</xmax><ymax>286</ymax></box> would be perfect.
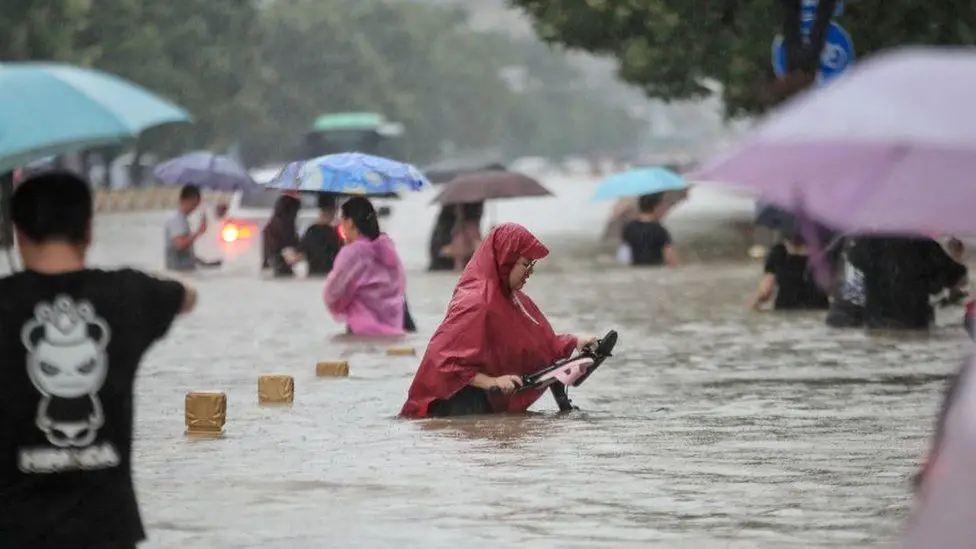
<box><xmin>58</xmin><ymin>177</ymin><xmax>969</xmax><ymax>548</ymax></box>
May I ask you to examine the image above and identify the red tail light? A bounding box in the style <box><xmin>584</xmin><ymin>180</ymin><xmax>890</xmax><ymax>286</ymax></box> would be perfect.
<box><xmin>221</xmin><ymin>220</ymin><xmax>255</xmax><ymax>243</ymax></box>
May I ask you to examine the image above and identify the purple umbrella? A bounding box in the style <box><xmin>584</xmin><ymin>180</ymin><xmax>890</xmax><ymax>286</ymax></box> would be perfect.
<box><xmin>690</xmin><ymin>46</ymin><xmax>976</xmax><ymax>237</ymax></box>
<box><xmin>153</xmin><ymin>151</ymin><xmax>255</xmax><ymax>191</ymax></box>
<box><xmin>901</xmin><ymin>356</ymin><xmax>976</xmax><ymax>549</ymax></box>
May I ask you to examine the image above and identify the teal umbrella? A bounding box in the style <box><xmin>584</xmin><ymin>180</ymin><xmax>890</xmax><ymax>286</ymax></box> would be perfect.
<box><xmin>0</xmin><ymin>63</ymin><xmax>192</xmax><ymax>173</ymax></box>
<box><xmin>593</xmin><ymin>167</ymin><xmax>689</xmax><ymax>202</ymax></box>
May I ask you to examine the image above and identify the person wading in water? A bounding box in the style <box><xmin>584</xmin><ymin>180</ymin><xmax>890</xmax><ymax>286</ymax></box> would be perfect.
<box><xmin>0</xmin><ymin>172</ymin><xmax>197</xmax><ymax>549</ymax></box>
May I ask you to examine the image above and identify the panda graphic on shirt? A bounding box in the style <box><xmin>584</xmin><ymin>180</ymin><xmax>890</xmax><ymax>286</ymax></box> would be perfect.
<box><xmin>21</xmin><ymin>295</ymin><xmax>111</xmax><ymax>448</ymax></box>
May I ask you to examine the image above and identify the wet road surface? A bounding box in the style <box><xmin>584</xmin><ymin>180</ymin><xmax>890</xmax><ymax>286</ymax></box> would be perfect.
<box><xmin>67</xmin><ymin>177</ymin><xmax>969</xmax><ymax>548</ymax></box>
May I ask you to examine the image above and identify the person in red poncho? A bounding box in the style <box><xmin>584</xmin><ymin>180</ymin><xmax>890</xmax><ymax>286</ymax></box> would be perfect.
<box><xmin>400</xmin><ymin>223</ymin><xmax>596</xmax><ymax>418</ymax></box>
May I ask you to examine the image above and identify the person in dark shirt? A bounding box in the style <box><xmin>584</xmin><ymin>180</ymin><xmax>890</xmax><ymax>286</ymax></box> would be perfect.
<box><xmin>261</xmin><ymin>194</ymin><xmax>303</xmax><ymax>278</ymax></box>
<box><xmin>0</xmin><ymin>172</ymin><xmax>196</xmax><ymax>549</ymax></box>
<box><xmin>427</xmin><ymin>206</ymin><xmax>457</xmax><ymax>272</ymax></box>
<box><xmin>621</xmin><ymin>192</ymin><xmax>677</xmax><ymax>267</ymax></box>
<box><xmin>749</xmin><ymin>231</ymin><xmax>829</xmax><ymax>311</ymax></box>
<box><xmin>300</xmin><ymin>193</ymin><xmax>343</xmax><ymax>276</ymax></box>
<box><xmin>858</xmin><ymin>236</ymin><xmax>967</xmax><ymax>330</ymax></box>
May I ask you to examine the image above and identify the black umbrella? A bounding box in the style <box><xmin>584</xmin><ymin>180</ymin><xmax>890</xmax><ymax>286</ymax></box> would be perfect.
<box><xmin>422</xmin><ymin>152</ymin><xmax>507</xmax><ymax>184</ymax></box>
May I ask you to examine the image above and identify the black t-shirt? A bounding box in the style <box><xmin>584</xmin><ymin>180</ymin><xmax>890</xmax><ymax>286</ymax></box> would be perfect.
<box><xmin>300</xmin><ymin>224</ymin><xmax>343</xmax><ymax>276</ymax></box>
<box><xmin>0</xmin><ymin>268</ymin><xmax>186</xmax><ymax>548</ymax></box>
<box><xmin>622</xmin><ymin>219</ymin><xmax>672</xmax><ymax>266</ymax></box>
<box><xmin>763</xmin><ymin>243</ymin><xmax>830</xmax><ymax>310</ymax></box>
<box><xmin>860</xmin><ymin>237</ymin><xmax>967</xmax><ymax>330</ymax></box>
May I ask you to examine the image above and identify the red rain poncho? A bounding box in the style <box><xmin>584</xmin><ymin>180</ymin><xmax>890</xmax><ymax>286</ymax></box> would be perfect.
<box><xmin>400</xmin><ymin>223</ymin><xmax>577</xmax><ymax>418</ymax></box>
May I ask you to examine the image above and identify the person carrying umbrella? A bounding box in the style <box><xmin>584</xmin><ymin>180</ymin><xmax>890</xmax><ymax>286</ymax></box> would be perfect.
<box><xmin>0</xmin><ymin>171</ymin><xmax>196</xmax><ymax>548</ymax></box>
<box><xmin>620</xmin><ymin>193</ymin><xmax>678</xmax><ymax>267</ymax></box>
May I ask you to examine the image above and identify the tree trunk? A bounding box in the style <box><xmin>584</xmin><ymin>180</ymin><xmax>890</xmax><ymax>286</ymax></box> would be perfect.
<box><xmin>769</xmin><ymin>0</ymin><xmax>838</xmax><ymax>104</ymax></box>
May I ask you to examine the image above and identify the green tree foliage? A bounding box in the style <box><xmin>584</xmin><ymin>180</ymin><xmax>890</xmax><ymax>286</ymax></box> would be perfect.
<box><xmin>0</xmin><ymin>0</ymin><xmax>648</xmax><ymax>167</ymax></box>
<box><xmin>509</xmin><ymin>0</ymin><xmax>976</xmax><ymax>117</ymax></box>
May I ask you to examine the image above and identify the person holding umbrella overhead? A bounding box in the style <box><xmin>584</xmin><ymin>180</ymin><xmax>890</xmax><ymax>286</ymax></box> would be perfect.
<box><xmin>262</xmin><ymin>152</ymin><xmax>428</xmax><ymax>333</ymax></box>
<box><xmin>620</xmin><ymin>193</ymin><xmax>678</xmax><ymax>267</ymax></box>
<box><xmin>594</xmin><ymin>167</ymin><xmax>688</xmax><ymax>267</ymax></box>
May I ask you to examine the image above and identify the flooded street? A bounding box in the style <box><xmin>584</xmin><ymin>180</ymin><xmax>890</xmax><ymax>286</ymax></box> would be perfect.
<box><xmin>82</xmin><ymin>177</ymin><xmax>966</xmax><ymax>548</ymax></box>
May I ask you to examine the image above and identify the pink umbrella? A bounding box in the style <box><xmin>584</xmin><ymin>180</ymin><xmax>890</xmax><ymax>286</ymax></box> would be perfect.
<box><xmin>690</xmin><ymin>46</ymin><xmax>976</xmax><ymax>236</ymax></box>
<box><xmin>902</xmin><ymin>356</ymin><xmax>976</xmax><ymax>549</ymax></box>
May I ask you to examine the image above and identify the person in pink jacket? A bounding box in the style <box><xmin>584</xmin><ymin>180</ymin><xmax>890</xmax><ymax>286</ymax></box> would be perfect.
<box><xmin>324</xmin><ymin>197</ymin><xmax>406</xmax><ymax>335</ymax></box>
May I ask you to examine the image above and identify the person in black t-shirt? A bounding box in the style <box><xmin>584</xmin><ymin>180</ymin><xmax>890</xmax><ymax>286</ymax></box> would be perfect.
<box><xmin>749</xmin><ymin>232</ymin><xmax>829</xmax><ymax>311</ymax></box>
<box><xmin>300</xmin><ymin>193</ymin><xmax>343</xmax><ymax>276</ymax></box>
<box><xmin>620</xmin><ymin>193</ymin><xmax>677</xmax><ymax>267</ymax></box>
<box><xmin>0</xmin><ymin>172</ymin><xmax>196</xmax><ymax>549</ymax></box>
<box><xmin>859</xmin><ymin>236</ymin><xmax>967</xmax><ymax>330</ymax></box>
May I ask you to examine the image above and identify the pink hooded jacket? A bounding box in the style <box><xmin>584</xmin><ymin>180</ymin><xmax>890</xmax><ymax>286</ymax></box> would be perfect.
<box><xmin>323</xmin><ymin>233</ymin><xmax>406</xmax><ymax>335</ymax></box>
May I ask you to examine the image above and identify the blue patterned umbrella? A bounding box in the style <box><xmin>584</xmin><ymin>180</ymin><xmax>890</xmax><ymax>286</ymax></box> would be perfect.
<box><xmin>263</xmin><ymin>152</ymin><xmax>429</xmax><ymax>195</ymax></box>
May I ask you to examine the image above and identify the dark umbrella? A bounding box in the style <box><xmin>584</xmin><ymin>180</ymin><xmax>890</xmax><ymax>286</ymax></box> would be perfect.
<box><xmin>754</xmin><ymin>203</ymin><xmax>796</xmax><ymax>230</ymax></box>
<box><xmin>422</xmin><ymin>152</ymin><xmax>506</xmax><ymax>184</ymax></box>
<box><xmin>153</xmin><ymin>151</ymin><xmax>255</xmax><ymax>191</ymax></box>
<box><xmin>431</xmin><ymin>171</ymin><xmax>553</xmax><ymax>205</ymax></box>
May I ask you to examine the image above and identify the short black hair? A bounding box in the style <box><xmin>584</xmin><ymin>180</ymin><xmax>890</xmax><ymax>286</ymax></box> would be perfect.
<box><xmin>11</xmin><ymin>171</ymin><xmax>92</xmax><ymax>245</ymax></box>
<box><xmin>637</xmin><ymin>192</ymin><xmax>664</xmax><ymax>213</ymax></box>
<box><xmin>317</xmin><ymin>192</ymin><xmax>338</xmax><ymax>211</ymax></box>
<box><xmin>179</xmin><ymin>184</ymin><xmax>201</xmax><ymax>201</ymax></box>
